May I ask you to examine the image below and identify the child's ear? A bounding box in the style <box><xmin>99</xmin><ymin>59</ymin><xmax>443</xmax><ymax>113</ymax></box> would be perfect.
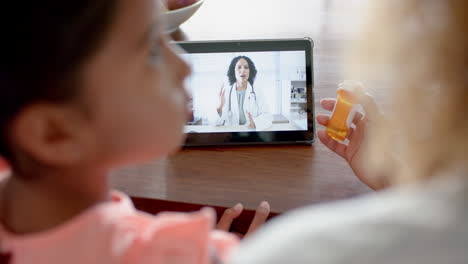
<box><xmin>9</xmin><ymin>103</ymin><xmax>92</xmax><ymax>167</ymax></box>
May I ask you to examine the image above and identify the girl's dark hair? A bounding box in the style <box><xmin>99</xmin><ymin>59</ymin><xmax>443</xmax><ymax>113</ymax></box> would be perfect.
<box><xmin>0</xmin><ymin>1</ymin><xmax>118</xmax><ymax>162</ymax></box>
<box><xmin>227</xmin><ymin>56</ymin><xmax>258</xmax><ymax>86</ymax></box>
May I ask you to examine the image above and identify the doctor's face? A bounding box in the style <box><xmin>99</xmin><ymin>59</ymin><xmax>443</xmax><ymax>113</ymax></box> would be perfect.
<box><xmin>235</xmin><ymin>58</ymin><xmax>250</xmax><ymax>83</ymax></box>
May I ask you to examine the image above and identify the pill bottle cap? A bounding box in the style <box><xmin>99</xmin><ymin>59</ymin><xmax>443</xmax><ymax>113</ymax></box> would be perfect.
<box><xmin>338</xmin><ymin>80</ymin><xmax>364</xmax><ymax>92</ymax></box>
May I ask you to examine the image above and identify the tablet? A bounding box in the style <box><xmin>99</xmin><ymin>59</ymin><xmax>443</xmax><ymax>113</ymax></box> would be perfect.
<box><xmin>177</xmin><ymin>38</ymin><xmax>315</xmax><ymax>146</ymax></box>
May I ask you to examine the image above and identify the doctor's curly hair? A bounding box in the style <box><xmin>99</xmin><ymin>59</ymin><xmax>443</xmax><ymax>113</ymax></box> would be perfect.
<box><xmin>227</xmin><ymin>56</ymin><xmax>258</xmax><ymax>86</ymax></box>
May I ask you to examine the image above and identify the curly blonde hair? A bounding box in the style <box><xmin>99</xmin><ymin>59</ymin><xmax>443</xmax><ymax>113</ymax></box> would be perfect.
<box><xmin>349</xmin><ymin>0</ymin><xmax>468</xmax><ymax>183</ymax></box>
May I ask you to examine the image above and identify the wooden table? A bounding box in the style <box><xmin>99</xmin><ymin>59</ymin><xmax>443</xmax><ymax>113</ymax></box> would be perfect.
<box><xmin>110</xmin><ymin>0</ymin><xmax>372</xmax><ymax>215</ymax></box>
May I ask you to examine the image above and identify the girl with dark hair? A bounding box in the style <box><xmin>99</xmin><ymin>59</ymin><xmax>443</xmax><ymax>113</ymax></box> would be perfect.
<box><xmin>214</xmin><ymin>56</ymin><xmax>273</xmax><ymax>130</ymax></box>
<box><xmin>0</xmin><ymin>0</ymin><xmax>270</xmax><ymax>263</ymax></box>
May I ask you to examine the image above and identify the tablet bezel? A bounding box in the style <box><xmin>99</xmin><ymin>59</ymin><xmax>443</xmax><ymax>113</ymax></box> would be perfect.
<box><xmin>176</xmin><ymin>38</ymin><xmax>315</xmax><ymax>146</ymax></box>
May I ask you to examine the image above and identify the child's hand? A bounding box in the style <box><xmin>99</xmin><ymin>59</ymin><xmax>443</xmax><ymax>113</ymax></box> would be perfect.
<box><xmin>216</xmin><ymin>201</ymin><xmax>270</xmax><ymax>238</ymax></box>
<box><xmin>316</xmin><ymin>94</ymin><xmax>387</xmax><ymax>190</ymax></box>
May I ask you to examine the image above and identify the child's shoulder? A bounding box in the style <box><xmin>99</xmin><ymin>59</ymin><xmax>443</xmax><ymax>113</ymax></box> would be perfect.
<box><xmin>100</xmin><ymin>194</ymin><xmax>239</xmax><ymax>263</ymax></box>
<box><xmin>0</xmin><ymin>191</ymin><xmax>238</xmax><ymax>264</ymax></box>
<box><xmin>99</xmin><ymin>191</ymin><xmax>216</xmax><ymax>233</ymax></box>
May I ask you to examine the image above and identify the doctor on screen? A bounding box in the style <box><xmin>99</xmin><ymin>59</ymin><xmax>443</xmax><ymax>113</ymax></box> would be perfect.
<box><xmin>214</xmin><ymin>56</ymin><xmax>273</xmax><ymax>131</ymax></box>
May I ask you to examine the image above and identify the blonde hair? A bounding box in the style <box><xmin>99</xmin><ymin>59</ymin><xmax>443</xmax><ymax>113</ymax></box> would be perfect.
<box><xmin>349</xmin><ymin>0</ymin><xmax>468</xmax><ymax>183</ymax></box>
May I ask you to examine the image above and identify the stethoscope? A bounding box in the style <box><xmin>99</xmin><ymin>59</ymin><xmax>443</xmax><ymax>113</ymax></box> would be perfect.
<box><xmin>227</xmin><ymin>84</ymin><xmax>258</xmax><ymax>119</ymax></box>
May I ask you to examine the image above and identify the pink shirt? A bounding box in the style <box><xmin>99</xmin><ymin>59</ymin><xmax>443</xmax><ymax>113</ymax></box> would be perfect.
<box><xmin>0</xmin><ymin>189</ymin><xmax>239</xmax><ymax>264</ymax></box>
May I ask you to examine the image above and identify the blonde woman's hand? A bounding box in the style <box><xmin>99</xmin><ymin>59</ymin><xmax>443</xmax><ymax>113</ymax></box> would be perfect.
<box><xmin>316</xmin><ymin>95</ymin><xmax>387</xmax><ymax>190</ymax></box>
<box><xmin>216</xmin><ymin>201</ymin><xmax>270</xmax><ymax>238</ymax></box>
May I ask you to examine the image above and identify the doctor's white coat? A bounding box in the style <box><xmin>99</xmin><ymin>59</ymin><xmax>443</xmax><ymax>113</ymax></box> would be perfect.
<box><xmin>212</xmin><ymin>83</ymin><xmax>273</xmax><ymax>131</ymax></box>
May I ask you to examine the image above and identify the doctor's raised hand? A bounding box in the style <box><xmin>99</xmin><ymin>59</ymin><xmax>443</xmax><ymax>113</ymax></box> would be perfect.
<box><xmin>217</xmin><ymin>83</ymin><xmax>225</xmax><ymax>114</ymax></box>
<box><xmin>247</xmin><ymin>112</ymin><xmax>255</xmax><ymax>129</ymax></box>
<box><xmin>317</xmin><ymin>89</ymin><xmax>388</xmax><ymax>190</ymax></box>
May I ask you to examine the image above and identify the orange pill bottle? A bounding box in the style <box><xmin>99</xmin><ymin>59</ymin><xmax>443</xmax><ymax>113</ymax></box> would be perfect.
<box><xmin>326</xmin><ymin>82</ymin><xmax>359</xmax><ymax>141</ymax></box>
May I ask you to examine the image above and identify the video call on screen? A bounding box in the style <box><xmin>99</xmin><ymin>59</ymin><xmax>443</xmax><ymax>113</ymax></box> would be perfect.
<box><xmin>182</xmin><ymin>51</ymin><xmax>307</xmax><ymax>133</ymax></box>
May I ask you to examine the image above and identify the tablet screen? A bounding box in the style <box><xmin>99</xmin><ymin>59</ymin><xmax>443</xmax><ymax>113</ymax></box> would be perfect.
<box><xmin>176</xmin><ymin>39</ymin><xmax>314</xmax><ymax>146</ymax></box>
<box><xmin>182</xmin><ymin>50</ymin><xmax>308</xmax><ymax>133</ymax></box>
